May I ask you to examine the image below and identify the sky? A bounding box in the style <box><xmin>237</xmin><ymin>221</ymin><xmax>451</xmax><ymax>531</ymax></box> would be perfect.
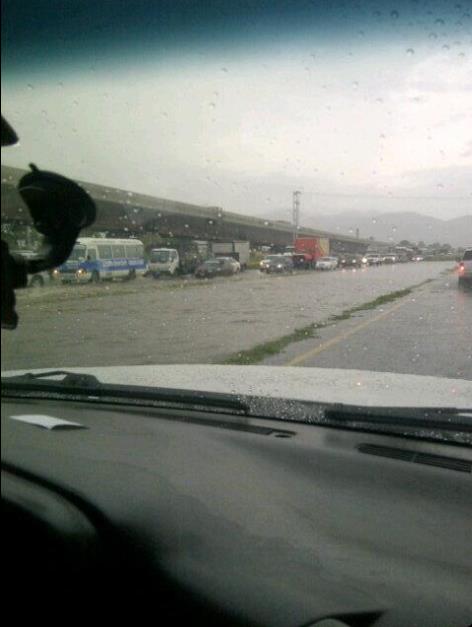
<box><xmin>2</xmin><ymin>1</ymin><xmax>471</xmax><ymax>221</ymax></box>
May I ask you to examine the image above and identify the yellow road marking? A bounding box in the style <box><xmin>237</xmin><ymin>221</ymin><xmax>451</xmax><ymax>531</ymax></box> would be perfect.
<box><xmin>284</xmin><ymin>299</ymin><xmax>409</xmax><ymax>367</ymax></box>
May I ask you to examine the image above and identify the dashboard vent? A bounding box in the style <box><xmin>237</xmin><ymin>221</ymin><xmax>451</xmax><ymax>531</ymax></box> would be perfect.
<box><xmin>358</xmin><ymin>444</ymin><xmax>471</xmax><ymax>473</ymax></box>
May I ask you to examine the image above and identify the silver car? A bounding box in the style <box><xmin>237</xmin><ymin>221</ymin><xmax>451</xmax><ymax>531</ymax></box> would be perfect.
<box><xmin>316</xmin><ymin>256</ymin><xmax>338</xmax><ymax>271</ymax></box>
<box><xmin>11</xmin><ymin>250</ymin><xmax>53</xmax><ymax>287</ymax></box>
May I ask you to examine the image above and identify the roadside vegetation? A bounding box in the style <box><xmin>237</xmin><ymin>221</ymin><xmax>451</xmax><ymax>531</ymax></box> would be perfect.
<box><xmin>223</xmin><ymin>281</ymin><xmax>433</xmax><ymax>365</ymax></box>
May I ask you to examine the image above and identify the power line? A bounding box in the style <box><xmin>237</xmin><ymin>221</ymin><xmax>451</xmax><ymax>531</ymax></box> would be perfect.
<box><xmin>303</xmin><ymin>190</ymin><xmax>472</xmax><ymax>201</ymax></box>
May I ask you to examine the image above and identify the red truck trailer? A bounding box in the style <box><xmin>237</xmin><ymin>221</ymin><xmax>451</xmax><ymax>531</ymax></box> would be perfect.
<box><xmin>293</xmin><ymin>237</ymin><xmax>330</xmax><ymax>269</ymax></box>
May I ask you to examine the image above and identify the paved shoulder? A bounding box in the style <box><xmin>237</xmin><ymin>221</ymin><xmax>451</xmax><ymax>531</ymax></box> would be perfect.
<box><xmin>264</xmin><ymin>276</ymin><xmax>472</xmax><ymax>380</ymax></box>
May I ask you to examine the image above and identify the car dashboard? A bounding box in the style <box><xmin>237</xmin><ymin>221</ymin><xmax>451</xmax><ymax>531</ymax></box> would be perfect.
<box><xmin>2</xmin><ymin>396</ymin><xmax>471</xmax><ymax>627</ymax></box>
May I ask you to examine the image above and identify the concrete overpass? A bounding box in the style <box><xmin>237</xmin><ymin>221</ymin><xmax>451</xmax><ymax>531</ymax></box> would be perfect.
<box><xmin>1</xmin><ymin>165</ymin><xmax>385</xmax><ymax>253</ymax></box>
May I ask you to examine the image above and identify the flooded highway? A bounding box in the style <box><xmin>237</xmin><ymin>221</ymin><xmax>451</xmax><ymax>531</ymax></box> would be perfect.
<box><xmin>3</xmin><ymin>261</ymin><xmax>469</xmax><ymax>379</ymax></box>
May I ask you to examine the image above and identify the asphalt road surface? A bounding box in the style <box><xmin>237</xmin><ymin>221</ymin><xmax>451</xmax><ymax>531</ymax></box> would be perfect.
<box><xmin>2</xmin><ymin>261</ymin><xmax>469</xmax><ymax>380</ymax></box>
<box><xmin>263</xmin><ymin>274</ymin><xmax>472</xmax><ymax>380</ymax></box>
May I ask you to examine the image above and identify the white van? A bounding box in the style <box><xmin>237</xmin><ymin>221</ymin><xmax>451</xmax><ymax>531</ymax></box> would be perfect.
<box><xmin>148</xmin><ymin>248</ymin><xmax>180</xmax><ymax>277</ymax></box>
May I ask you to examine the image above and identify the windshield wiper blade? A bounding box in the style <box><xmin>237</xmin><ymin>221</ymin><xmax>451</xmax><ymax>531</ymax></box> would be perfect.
<box><xmin>244</xmin><ymin>396</ymin><xmax>472</xmax><ymax>434</ymax></box>
<box><xmin>2</xmin><ymin>372</ymin><xmax>471</xmax><ymax>438</ymax></box>
<box><xmin>323</xmin><ymin>403</ymin><xmax>472</xmax><ymax>432</ymax></box>
<box><xmin>1</xmin><ymin>370</ymin><xmax>248</xmax><ymax>414</ymax></box>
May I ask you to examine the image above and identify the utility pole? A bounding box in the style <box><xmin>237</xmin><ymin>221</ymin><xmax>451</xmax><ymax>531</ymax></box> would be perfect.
<box><xmin>292</xmin><ymin>190</ymin><xmax>301</xmax><ymax>244</ymax></box>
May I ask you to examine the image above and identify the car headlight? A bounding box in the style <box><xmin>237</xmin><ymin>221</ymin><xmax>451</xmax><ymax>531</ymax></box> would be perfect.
<box><xmin>362</xmin><ymin>258</ymin><xmax>367</xmax><ymax>263</ymax></box>
<box><xmin>53</xmin><ymin>269</ymin><xmax>59</xmax><ymax>275</ymax></box>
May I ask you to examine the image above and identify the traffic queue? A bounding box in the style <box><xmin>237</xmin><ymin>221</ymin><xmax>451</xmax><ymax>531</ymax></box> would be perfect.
<box><xmin>257</xmin><ymin>237</ymin><xmax>417</xmax><ymax>275</ymax></box>
<box><xmin>16</xmin><ymin>235</ymin><xmax>426</xmax><ymax>288</ymax></box>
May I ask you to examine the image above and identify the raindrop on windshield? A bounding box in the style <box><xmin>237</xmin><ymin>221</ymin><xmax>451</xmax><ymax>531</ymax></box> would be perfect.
<box><xmin>390</xmin><ymin>10</ymin><xmax>399</xmax><ymax>19</ymax></box>
<box><xmin>406</xmin><ymin>48</ymin><xmax>415</xmax><ymax>55</ymax></box>
<box><xmin>435</xmin><ymin>18</ymin><xmax>445</xmax><ymax>26</ymax></box>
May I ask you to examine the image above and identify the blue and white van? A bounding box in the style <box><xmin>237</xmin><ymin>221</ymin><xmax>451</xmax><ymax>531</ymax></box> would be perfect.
<box><xmin>56</xmin><ymin>237</ymin><xmax>147</xmax><ymax>283</ymax></box>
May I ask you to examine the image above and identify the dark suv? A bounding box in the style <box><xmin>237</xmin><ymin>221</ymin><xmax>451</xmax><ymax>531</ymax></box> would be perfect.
<box><xmin>195</xmin><ymin>258</ymin><xmax>236</xmax><ymax>278</ymax></box>
<box><xmin>266</xmin><ymin>256</ymin><xmax>294</xmax><ymax>274</ymax></box>
<box><xmin>458</xmin><ymin>249</ymin><xmax>472</xmax><ymax>288</ymax></box>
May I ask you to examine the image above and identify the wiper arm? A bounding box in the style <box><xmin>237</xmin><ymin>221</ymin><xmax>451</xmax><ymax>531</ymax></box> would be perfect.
<box><xmin>1</xmin><ymin>370</ymin><xmax>248</xmax><ymax>415</ymax></box>
<box><xmin>4</xmin><ymin>370</ymin><xmax>101</xmax><ymax>387</ymax></box>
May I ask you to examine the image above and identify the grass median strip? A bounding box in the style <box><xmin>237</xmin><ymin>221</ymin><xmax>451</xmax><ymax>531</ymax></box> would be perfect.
<box><xmin>223</xmin><ymin>281</ymin><xmax>432</xmax><ymax>365</ymax></box>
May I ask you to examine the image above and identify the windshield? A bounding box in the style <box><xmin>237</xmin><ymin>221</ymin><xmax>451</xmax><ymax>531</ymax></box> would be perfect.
<box><xmin>151</xmin><ymin>251</ymin><xmax>170</xmax><ymax>263</ymax></box>
<box><xmin>68</xmin><ymin>245</ymin><xmax>87</xmax><ymax>261</ymax></box>
<box><xmin>1</xmin><ymin>0</ymin><xmax>471</xmax><ymax>415</ymax></box>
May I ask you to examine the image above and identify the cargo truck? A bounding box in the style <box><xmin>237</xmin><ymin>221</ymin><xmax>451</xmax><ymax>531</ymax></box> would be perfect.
<box><xmin>148</xmin><ymin>248</ymin><xmax>180</xmax><ymax>277</ymax></box>
<box><xmin>147</xmin><ymin>240</ymin><xmax>210</xmax><ymax>276</ymax></box>
<box><xmin>293</xmin><ymin>237</ymin><xmax>330</xmax><ymax>269</ymax></box>
<box><xmin>211</xmin><ymin>241</ymin><xmax>250</xmax><ymax>270</ymax></box>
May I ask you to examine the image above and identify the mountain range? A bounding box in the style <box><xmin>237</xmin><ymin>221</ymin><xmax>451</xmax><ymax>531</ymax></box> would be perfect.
<box><xmin>264</xmin><ymin>210</ymin><xmax>472</xmax><ymax>248</ymax></box>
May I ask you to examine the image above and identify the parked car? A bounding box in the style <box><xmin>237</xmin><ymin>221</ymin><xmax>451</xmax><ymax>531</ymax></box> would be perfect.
<box><xmin>458</xmin><ymin>249</ymin><xmax>472</xmax><ymax>288</ymax></box>
<box><xmin>194</xmin><ymin>258</ymin><xmax>237</xmax><ymax>278</ymax></box>
<box><xmin>11</xmin><ymin>250</ymin><xmax>54</xmax><ymax>287</ymax></box>
<box><xmin>266</xmin><ymin>256</ymin><xmax>294</xmax><ymax>274</ymax></box>
<box><xmin>315</xmin><ymin>256</ymin><xmax>338</xmax><ymax>271</ymax></box>
<box><xmin>217</xmin><ymin>256</ymin><xmax>241</xmax><ymax>272</ymax></box>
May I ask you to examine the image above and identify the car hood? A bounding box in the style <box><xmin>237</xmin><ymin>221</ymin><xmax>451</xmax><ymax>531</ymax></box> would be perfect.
<box><xmin>4</xmin><ymin>365</ymin><xmax>472</xmax><ymax>408</ymax></box>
